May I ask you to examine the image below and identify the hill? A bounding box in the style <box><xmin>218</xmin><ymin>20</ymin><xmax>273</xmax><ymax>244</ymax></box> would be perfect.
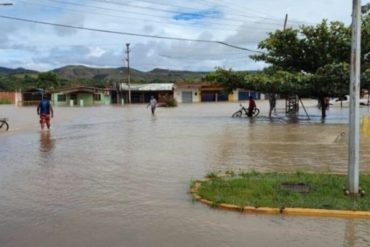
<box><xmin>0</xmin><ymin>65</ymin><xmax>211</xmax><ymax>91</ymax></box>
<box><xmin>52</xmin><ymin>65</ymin><xmax>207</xmax><ymax>84</ymax></box>
<box><xmin>0</xmin><ymin>67</ymin><xmax>38</xmax><ymax>75</ymax></box>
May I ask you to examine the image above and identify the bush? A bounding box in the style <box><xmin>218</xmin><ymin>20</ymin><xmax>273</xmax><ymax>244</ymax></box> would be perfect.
<box><xmin>164</xmin><ymin>96</ymin><xmax>178</xmax><ymax>107</ymax></box>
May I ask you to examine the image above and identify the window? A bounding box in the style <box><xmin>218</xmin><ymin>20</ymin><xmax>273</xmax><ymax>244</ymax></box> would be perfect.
<box><xmin>94</xmin><ymin>94</ymin><xmax>101</xmax><ymax>101</ymax></box>
<box><xmin>57</xmin><ymin>94</ymin><xmax>66</xmax><ymax>102</ymax></box>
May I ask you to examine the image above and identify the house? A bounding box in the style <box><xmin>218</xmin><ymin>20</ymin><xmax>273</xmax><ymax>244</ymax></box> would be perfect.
<box><xmin>119</xmin><ymin>83</ymin><xmax>175</xmax><ymax>103</ymax></box>
<box><xmin>174</xmin><ymin>83</ymin><xmax>202</xmax><ymax>103</ymax></box>
<box><xmin>51</xmin><ymin>86</ymin><xmax>111</xmax><ymax>106</ymax></box>
<box><xmin>231</xmin><ymin>89</ymin><xmax>263</xmax><ymax>101</ymax></box>
<box><xmin>0</xmin><ymin>91</ymin><xmax>22</xmax><ymax>105</ymax></box>
<box><xmin>21</xmin><ymin>88</ymin><xmax>50</xmax><ymax>106</ymax></box>
<box><xmin>174</xmin><ymin>83</ymin><xmax>263</xmax><ymax>103</ymax></box>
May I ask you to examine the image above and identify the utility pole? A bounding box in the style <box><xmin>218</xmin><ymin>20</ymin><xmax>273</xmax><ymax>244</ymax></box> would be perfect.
<box><xmin>125</xmin><ymin>43</ymin><xmax>131</xmax><ymax>104</ymax></box>
<box><xmin>283</xmin><ymin>14</ymin><xmax>288</xmax><ymax>30</ymax></box>
<box><xmin>348</xmin><ymin>0</ymin><xmax>362</xmax><ymax>194</ymax></box>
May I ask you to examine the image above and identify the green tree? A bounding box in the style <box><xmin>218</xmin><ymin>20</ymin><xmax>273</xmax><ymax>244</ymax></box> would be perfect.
<box><xmin>251</xmin><ymin>20</ymin><xmax>351</xmax><ymax>74</ymax></box>
<box><xmin>37</xmin><ymin>72</ymin><xmax>58</xmax><ymax>90</ymax></box>
<box><xmin>203</xmin><ymin>67</ymin><xmax>247</xmax><ymax>93</ymax></box>
<box><xmin>248</xmin><ymin>17</ymin><xmax>370</xmax><ymax>118</ymax></box>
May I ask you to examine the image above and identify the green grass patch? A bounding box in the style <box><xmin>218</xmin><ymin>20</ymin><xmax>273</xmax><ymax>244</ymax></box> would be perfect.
<box><xmin>0</xmin><ymin>99</ymin><xmax>12</xmax><ymax>104</ymax></box>
<box><xmin>196</xmin><ymin>172</ymin><xmax>370</xmax><ymax>211</ymax></box>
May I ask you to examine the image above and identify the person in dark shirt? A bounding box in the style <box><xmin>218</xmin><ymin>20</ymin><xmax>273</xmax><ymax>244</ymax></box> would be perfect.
<box><xmin>37</xmin><ymin>98</ymin><xmax>54</xmax><ymax>130</ymax></box>
<box><xmin>247</xmin><ymin>96</ymin><xmax>256</xmax><ymax>117</ymax></box>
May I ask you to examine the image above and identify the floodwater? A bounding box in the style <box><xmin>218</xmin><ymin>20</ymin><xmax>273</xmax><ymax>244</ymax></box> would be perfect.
<box><xmin>1</xmin><ymin>100</ymin><xmax>370</xmax><ymax>247</ymax></box>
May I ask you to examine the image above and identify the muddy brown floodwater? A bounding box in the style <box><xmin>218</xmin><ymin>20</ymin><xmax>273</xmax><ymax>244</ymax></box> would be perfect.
<box><xmin>1</xmin><ymin>100</ymin><xmax>370</xmax><ymax>247</ymax></box>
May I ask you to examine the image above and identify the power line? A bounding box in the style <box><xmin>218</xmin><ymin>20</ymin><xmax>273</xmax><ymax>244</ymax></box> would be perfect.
<box><xmin>79</xmin><ymin>0</ymin><xmax>303</xmax><ymax>27</ymax></box>
<box><xmin>110</xmin><ymin>0</ymin><xmax>311</xmax><ymax>25</ymax></box>
<box><xmin>0</xmin><ymin>15</ymin><xmax>263</xmax><ymax>53</ymax></box>
<box><xmin>42</xmin><ymin>0</ymin><xmax>289</xmax><ymax>29</ymax></box>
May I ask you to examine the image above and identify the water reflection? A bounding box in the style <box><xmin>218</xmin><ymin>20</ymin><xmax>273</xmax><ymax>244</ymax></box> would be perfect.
<box><xmin>39</xmin><ymin>130</ymin><xmax>55</xmax><ymax>154</ymax></box>
<box><xmin>343</xmin><ymin>219</ymin><xmax>370</xmax><ymax>247</ymax></box>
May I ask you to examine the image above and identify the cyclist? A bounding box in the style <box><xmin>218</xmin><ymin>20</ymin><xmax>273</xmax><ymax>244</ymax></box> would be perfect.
<box><xmin>247</xmin><ymin>96</ymin><xmax>256</xmax><ymax>117</ymax></box>
<box><xmin>37</xmin><ymin>97</ymin><xmax>54</xmax><ymax>130</ymax></box>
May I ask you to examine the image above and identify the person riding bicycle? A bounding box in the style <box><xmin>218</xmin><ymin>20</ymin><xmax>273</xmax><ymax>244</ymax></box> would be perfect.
<box><xmin>37</xmin><ymin>96</ymin><xmax>54</xmax><ymax>130</ymax></box>
<box><xmin>247</xmin><ymin>96</ymin><xmax>256</xmax><ymax>117</ymax></box>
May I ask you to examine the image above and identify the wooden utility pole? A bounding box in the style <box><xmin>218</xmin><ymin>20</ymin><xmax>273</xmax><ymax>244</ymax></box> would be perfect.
<box><xmin>283</xmin><ymin>14</ymin><xmax>288</xmax><ymax>30</ymax></box>
<box><xmin>348</xmin><ymin>0</ymin><xmax>362</xmax><ymax>194</ymax></box>
<box><xmin>125</xmin><ymin>43</ymin><xmax>131</xmax><ymax>104</ymax></box>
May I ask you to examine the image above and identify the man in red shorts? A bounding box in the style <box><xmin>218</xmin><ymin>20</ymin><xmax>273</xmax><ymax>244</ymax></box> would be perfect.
<box><xmin>37</xmin><ymin>97</ymin><xmax>54</xmax><ymax>130</ymax></box>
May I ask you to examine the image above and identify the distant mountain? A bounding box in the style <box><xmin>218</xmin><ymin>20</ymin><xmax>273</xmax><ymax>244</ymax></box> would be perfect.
<box><xmin>52</xmin><ymin>65</ymin><xmax>207</xmax><ymax>84</ymax></box>
<box><xmin>0</xmin><ymin>67</ymin><xmax>38</xmax><ymax>75</ymax></box>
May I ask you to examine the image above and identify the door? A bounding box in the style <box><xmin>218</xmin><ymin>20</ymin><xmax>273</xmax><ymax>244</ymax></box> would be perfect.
<box><xmin>182</xmin><ymin>91</ymin><xmax>193</xmax><ymax>103</ymax></box>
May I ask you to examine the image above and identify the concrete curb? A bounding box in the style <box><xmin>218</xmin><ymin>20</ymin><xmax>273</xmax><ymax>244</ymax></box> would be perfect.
<box><xmin>191</xmin><ymin>181</ymin><xmax>370</xmax><ymax>219</ymax></box>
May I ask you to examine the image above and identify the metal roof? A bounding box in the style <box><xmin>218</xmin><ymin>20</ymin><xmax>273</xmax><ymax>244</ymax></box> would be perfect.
<box><xmin>120</xmin><ymin>83</ymin><xmax>174</xmax><ymax>91</ymax></box>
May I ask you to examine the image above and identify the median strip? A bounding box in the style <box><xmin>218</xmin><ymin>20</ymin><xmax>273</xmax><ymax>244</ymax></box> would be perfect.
<box><xmin>190</xmin><ymin>171</ymin><xmax>370</xmax><ymax>218</ymax></box>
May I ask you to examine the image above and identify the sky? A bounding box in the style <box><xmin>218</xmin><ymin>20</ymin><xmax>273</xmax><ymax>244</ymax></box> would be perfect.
<box><xmin>0</xmin><ymin>0</ymin><xmax>368</xmax><ymax>72</ymax></box>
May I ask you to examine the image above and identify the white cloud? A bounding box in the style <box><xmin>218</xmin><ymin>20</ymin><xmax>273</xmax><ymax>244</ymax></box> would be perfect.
<box><xmin>88</xmin><ymin>47</ymin><xmax>106</xmax><ymax>58</ymax></box>
<box><xmin>0</xmin><ymin>0</ymin><xmax>367</xmax><ymax>72</ymax></box>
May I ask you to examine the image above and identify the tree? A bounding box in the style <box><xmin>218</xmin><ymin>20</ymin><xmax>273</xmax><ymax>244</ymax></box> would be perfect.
<box><xmin>251</xmin><ymin>20</ymin><xmax>351</xmax><ymax>74</ymax></box>
<box><xmin>37</xmin><ymin>72</ymin><xmax>58</xmax><ymax>90</ymax></box>
<box><xmin>249</xmin><ymin>19</ymin><xmax>366</xmax><ymax>118</ymax></box>
<box><xmin>203</xmin><ymin>67</ymin><xmax>247</xmax><ymax>93</ymax></box>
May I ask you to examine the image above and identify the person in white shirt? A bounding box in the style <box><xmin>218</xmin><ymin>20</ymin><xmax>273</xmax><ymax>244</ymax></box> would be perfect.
<box><xmin>147</xmin><ymin>96</ymin><xmax>157</xmax><ymax>115</ymax></box>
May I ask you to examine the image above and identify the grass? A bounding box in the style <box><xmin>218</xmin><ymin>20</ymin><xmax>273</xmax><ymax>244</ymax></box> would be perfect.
<box><xmin>0</xmin><ymin>99</ymin><xmax>12</xmax><ymax>104</ymax></box>
<box><xmin>196</xmin><ymin>171</ymin><xmax>370</xmax><ymax>211</ymax></box>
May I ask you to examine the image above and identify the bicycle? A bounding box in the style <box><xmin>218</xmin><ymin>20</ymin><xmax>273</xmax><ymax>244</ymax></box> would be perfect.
<box><xmin>232</xmin><ymin>104</ymin><xmax>260</xmax><ymax>118</ymax></box>
<box><xmin>0</xmin><ymin>118</ymin><xmax>9</xmax><ymax>132</ymax></box>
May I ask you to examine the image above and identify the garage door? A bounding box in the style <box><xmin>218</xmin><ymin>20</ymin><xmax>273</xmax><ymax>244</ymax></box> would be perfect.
<box><xmin>182</xmin><ymin>91</ymin><xmax>193</xmax><ymax>103</ymax></box>
<box><xmin>238</xmin><ymin>91</ymin><xmax>249</xmax><ymax>101</ymax></box>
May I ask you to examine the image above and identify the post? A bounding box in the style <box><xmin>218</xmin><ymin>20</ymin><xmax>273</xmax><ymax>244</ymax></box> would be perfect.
<box><xmin>126</xmin><ymin>43</ymin><xmax>131</xmax><ymax>104</ymax></box>
<box><xmin>283</xmin><ymin>14</ymin><xmax>288</xmax><ymax>30</ymax></box>
<box><xmin>348</xmin><ymin>0</ymin><xmax>362</xmax><ymax>194</ymax></box>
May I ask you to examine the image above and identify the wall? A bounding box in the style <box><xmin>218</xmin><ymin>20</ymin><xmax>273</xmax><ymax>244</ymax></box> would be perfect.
<box><xmin>0</xmin><ymin>92</ymin><xmax>16</xmax><ymax>104</ymax></box>
<box><xmin>77</xmin><ymin>93</ymin><xmax>93</xmax><ymax>106</ymax></box>
<box><xmin>52</xmin><ymin>92</ymin><xmax>110</xmax><ymax>106</ymax></box>
<box><xmin>52</xmin><ymin>93</ymin><xmax>69</xmax><ymax>107</ymax></box>
<box><xmin>174</xmin><ymin>88</ymin><xmax>201</xmax><ymax>103</ymax></box>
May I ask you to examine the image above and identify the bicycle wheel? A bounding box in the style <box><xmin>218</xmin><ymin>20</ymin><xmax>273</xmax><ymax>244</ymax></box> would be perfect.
<box><xmin>252</xmin><ymin>108</ymin><xmax>260</xmax><ymax>118</ymax></box>
<box><xmin>232</xmin><ymin>110</ymin><xmax>242</xmax><ymax>118</ymax></box>
<box><xmin>0</xmin><ymin>121</ymin><xmax>9</xmax><ymax>132</ymax></box>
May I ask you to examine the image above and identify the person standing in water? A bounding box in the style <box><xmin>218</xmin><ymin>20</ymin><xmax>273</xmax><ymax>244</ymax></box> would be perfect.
<box><xmin>147</xmin><ymin>96</ymin><xmax>157</xmax><ymax>115</ymax></box>
<box><xmin>37</xmin><ymin>96</ymin><xmax>54</xmax><ymax>130</ymax></box>
<box><xmin>268</xmin><ymin>93</ymin><xmax>276</xmax><ymax>118</ymax></box>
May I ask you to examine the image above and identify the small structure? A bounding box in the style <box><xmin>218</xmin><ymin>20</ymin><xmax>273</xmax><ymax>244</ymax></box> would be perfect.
<box><xmin>174</xmin><ymin>83</ymin><xmax>263</xmax><ymax>103</ymax></box>
<box><xmin>0</xmin><ymin>91</ymin><xmax>22</xmax><ymax>105</ymax></box>
<box><xmin>174</xmin><ymin>83</ymin><xmax>202</xmax><ymax>103</ymax></box>
<box><xmin>232</xmin><ymin>89</ymin><xmax>263</xmax><ymax>101</ymax></box>
<box><xmin>21</xmin><ymin>88</ymin><xmax>50</xmax><ymax>106</ymax></box>
<box><xmin>51</xmin><ymin>86</ymin><xmax>111</xmax><ymax>106</ymax></box>
<box><xmin>120</xmin><ymin>83</ymin><xmax>174</xmax><ymax>103</ymax></box>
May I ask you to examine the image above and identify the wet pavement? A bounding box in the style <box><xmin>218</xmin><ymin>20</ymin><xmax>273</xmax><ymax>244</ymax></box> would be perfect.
<box><xmin>1</xmin><ymin>100</ymin><xmax>370</xmax><ymax>247</ymax></box>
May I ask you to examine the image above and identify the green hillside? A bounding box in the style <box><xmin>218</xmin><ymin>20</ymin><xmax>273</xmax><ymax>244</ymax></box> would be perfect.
<box><xmin>0</xmin><ymin>65</ymin><xmax>208</xmax><ymax>91</ymax></box>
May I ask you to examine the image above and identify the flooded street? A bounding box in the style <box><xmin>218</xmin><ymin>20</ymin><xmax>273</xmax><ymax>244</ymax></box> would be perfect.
<box><xmin>1</xmin><ymin>101</ymin><xmax>370</xmax><ymax>247</ymax></box>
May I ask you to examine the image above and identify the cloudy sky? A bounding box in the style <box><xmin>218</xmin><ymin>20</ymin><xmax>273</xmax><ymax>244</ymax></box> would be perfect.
<box><xmin>0</xmin><ymin>0</ymin><xmax>367</xmax><ymax>72</ymax></box>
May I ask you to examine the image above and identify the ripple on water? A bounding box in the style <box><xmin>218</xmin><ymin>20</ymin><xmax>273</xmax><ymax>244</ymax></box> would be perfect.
<box><xmin>1</xmin><ymin>103</ymin><xmax>370</xmax><ymax>247</ymax></box>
